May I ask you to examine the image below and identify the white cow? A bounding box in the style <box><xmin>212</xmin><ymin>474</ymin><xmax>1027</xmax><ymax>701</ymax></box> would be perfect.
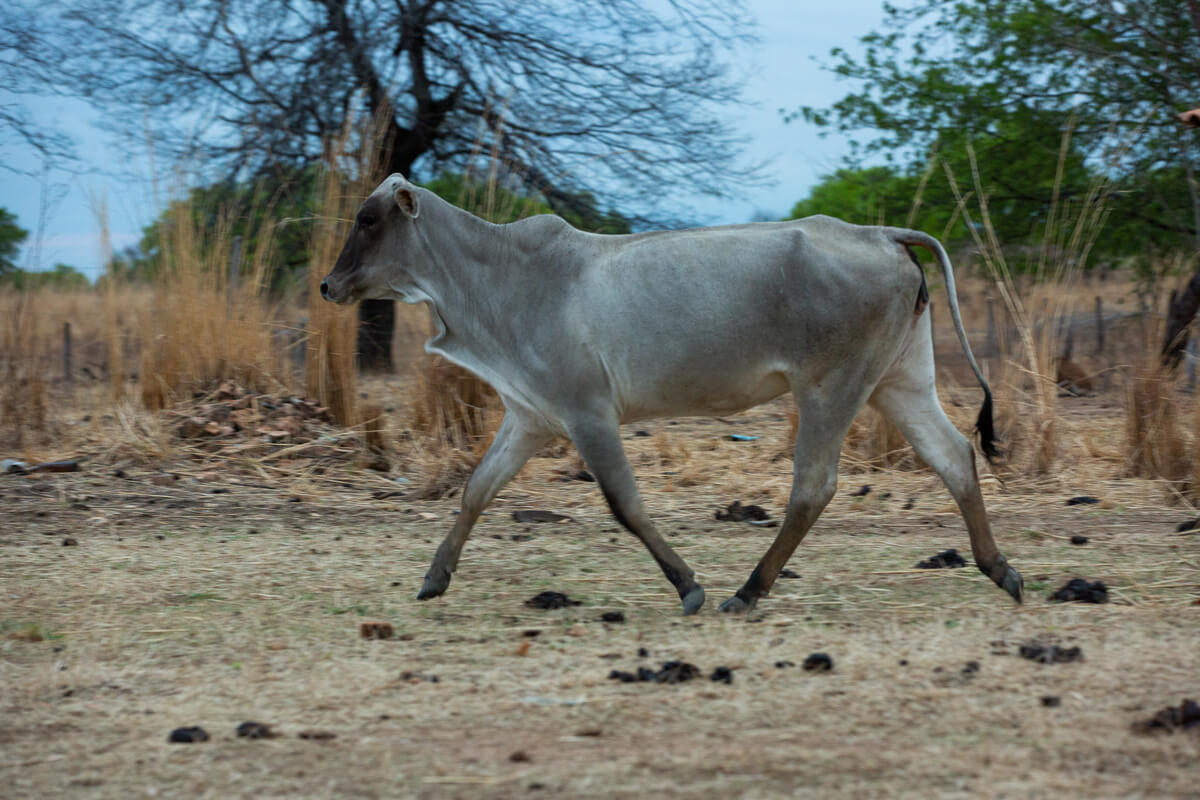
<box><xmin>321</xmin><ymin>174</ymin><xmax>1023</xmax><ymax>614</ymax></box>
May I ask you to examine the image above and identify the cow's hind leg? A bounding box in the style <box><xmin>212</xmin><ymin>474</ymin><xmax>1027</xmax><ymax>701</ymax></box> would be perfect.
<box><xmin>569</xmin><ymin>417</ymin><xmax>705</xmax><ymax>615</ymax></box>
<box><xmin>719</xmin><ymin>390</ymin><xmax>860</xmax><ymax>613</ymax></box>
<box><xmin>870</xmin><ymin>340</ymin><xmax>1023</xmax><ymax>603</ymax></box>
<box><xmin>418</xmin><ymin>409</ymin><xmax>552</xmax><ymax>601</ymax></box>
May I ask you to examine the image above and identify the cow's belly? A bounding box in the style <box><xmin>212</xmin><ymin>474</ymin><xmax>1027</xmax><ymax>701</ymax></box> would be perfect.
<box><xmin>618</xmin><ymin>367</ymin><xmax>791</xmax><ymax>423</ymax></box>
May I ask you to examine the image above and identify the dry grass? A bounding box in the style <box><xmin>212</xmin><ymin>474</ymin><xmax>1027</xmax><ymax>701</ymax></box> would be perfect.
<box><xmin>0</xmin><ymin>292</ymin><xmax>49</xmax><ymax>452</ymax></box>
<box><xmin>136</xmin><ymin>196</ymin><xmax>288</xmax><ymax>411</ymax></box>
<box><xmin>1</xmin><ymin>410</ymin><xmax>1198</xmax><ymax>797</ymax></box>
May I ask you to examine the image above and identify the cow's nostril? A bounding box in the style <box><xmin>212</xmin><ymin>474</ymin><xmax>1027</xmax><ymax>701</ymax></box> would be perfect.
<box><xmin>320</xmin><ymin>280</ymin><xmax>329</xmax><ymax>300</ymax></box>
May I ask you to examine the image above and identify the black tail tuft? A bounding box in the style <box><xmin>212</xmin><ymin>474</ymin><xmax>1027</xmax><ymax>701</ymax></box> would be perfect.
<box><xmin>975</xmin><ymin>389</ymin><xmax>1000</xmax><ymax>461</ymax></box>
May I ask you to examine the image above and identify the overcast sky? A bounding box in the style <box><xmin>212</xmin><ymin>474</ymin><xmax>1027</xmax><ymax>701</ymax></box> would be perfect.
<box><xmin>0</xmin><ymin>0</ymin><xmax>892</xmax><ymax>280</ymax></box>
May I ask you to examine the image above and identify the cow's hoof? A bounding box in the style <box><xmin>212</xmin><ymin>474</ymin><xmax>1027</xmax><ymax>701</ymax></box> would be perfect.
<box><xmin>1001</xmin><ymin>565</ymin><xmax>1024</xmax><ymax>604</ymax></box>
<box><xmin>680</xmin><ymin>585</ymin><xmax>706</xmax><ymax>616</ymax></box>
<box><xmin>718</xmin><ymin>595</ymin><xmax>753</xmax><ymax>614</ymax></box>
<box><xmin>416</xmin><ymin>569</ymin><xmax>451</xmax><ymax>601</ymax></box>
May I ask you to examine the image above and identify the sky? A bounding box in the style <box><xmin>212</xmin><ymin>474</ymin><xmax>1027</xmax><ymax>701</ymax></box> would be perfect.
<box><xmin>0</xmin><ymin>0</ymin><xmax>891</xmax><ymax>281</ymax></box>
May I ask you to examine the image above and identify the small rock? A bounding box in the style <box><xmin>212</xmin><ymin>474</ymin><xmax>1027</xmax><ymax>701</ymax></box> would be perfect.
<box><xmin>525</xmin><ymin>591</ymin><xmax>581</xmax><ymax>610</ymax></box>
<box><xmin>1041</xmin><ymin>696</ymin><xmax>1061</xmax><ymax>708</ymax></box>
<box><xmin>566</xmin><ymin>624</ymin><xmax>587</xmax><ymax>637</ymax></box>
<box><xmin>962</xmin><ymin>660</ymin><xmax>980</xmax><ymax>674</ymax></box>
<box><xmin>167</xmin><ymin>726</ymin><xmax>209</xmax><ymax>744</ymax></box>
<box><xmin>236</xmin><ymin>721</ymin><xmax>277</xmax><ymax>739</ymax></box>
<box><xmin>1049</xmin><ymin>578</ymin><xmax>1108</xmax><ymax>604</ymax></box>
<box><xmin>600</xmin><ymin>611</ymin><xmax>626</xmax><ymax>623</ymax></box>
<box><xmin>509</xmin><ymin>750</ymin><xmax>531</xmax><ymax>763</ymax></box>
<box><xmin>1070</xmin><ymin>535</ymin><xmax>1089</xmax><ymax>545</ymax></box>
<box><xmin>802</xmin><ymin>652</ymin><xmax>833</xmax><ymax>672</ymax></box>
<box><xmin>709</xmin><ymin>666</ymin><xmax>733</xmax><ymax>684</ymax></box>
<box><xmin>914</xmin><ymin>548</ymin><xmax>967</xmax><ymax>569</ymax></box>
<box><xmin>1066</xmin><ymin>496</ymin><xmax>1100</xmax><ymax>506</ymax></box>
<box><xmin>62</xmin><ymin>537</ymin><xmax>78</xmax><ymax>547</ymax></box>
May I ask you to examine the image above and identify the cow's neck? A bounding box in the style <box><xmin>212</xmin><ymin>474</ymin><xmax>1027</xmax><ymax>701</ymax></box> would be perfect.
<box><xmin>408</xmin><ymin>198</ymin><xmax>546</xmax><ymax>381</ymax></box>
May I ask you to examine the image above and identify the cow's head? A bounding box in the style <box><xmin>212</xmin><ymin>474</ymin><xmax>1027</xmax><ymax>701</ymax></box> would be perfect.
<box><xmin>320</xmin><ymin>174</ymin><xmax>422</xmax><ymax>304</ymax></box>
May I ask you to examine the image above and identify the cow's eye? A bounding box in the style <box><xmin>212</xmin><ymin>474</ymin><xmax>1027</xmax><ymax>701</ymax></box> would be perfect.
<box><xmin>359</xmin><ymin>214</ymin><xmax>377</xmax><ymax>229</ymax></box>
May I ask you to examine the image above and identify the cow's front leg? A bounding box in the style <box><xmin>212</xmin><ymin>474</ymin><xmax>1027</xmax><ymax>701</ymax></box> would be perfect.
<box><xmin>569</xmin><ymin>416</ymin><xmax>705</xmax><ymax>615</ymax></box>
<box><xmin>418</xmin><ymin>409</ymin><xmax>551</xmax><ymax>600</ymax></box>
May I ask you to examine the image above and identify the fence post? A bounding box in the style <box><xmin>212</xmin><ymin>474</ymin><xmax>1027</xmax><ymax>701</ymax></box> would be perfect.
<box><xmin>63</xmin><ymin>322</ymin><xmax>72</xmax><ymax>383</ymax></box>
<box><xmin>228</xmin><ymin>235</ymin><xmax>243</xmax><ymax>300</ymax></box>
<box><xmin>1094</xmin><ymin>296</ymin><xmax>1104</xmax><ymax>355</ymax></box>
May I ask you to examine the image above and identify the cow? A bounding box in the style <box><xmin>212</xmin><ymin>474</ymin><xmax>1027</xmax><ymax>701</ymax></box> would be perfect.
<box><xmin>321</xmin><ymin>174</ymin><xmax>1024</xmax><ymax>615</ymax></box>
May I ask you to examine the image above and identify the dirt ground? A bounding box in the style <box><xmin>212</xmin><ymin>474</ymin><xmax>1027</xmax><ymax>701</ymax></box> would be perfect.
<box><xmin>3</xmin><ymin>397</ymin><xmax>1199</xmax><ymax>799</ymax></box>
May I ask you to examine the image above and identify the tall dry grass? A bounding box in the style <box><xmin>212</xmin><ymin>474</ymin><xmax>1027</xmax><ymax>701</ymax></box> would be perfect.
<box><xmin>0</xmin><ymin>292</ymin><xmax>49</xmax><ymax>452</ymax></box>
<box><xmin>135</xmin><ymin>196</ymin><xmax>287</xmax><ymax>411</ymax></box>
<box><xmin>937</xmin><ymin>130</ymin><xmax>1111</xmax><ymax>477</ymax></box>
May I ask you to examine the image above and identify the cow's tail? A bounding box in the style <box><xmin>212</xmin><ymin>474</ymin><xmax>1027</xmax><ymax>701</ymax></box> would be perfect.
<box><xmin>885</xmin><ymin>228</ymin><xmax>999</xmax><ymax>461</ymax></box>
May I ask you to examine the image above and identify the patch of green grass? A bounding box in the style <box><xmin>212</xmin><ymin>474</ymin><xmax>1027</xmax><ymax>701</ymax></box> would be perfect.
<box><xmin>1</xmin><ymin>621</ymin><xmax>63</xmax><ymax>642</ymax></box>
<box><xmin>330</xmin><ymin>605</ymin><xmax>368</xmax><ymax>616</ymax></box>
<box><xmin>1022</xmin><ymin>529</ymin><xmax>1045</xmax><ymax>541</ymax></box>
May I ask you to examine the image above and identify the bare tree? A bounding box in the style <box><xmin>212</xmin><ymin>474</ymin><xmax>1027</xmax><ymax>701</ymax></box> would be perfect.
<box><xmin>1</xmin><ymin>11</ymin><xmax>76</xmax><ymax>172</ymax></box>
<box><xmin>23</xmin><ymin>0</ymin><xmax>758</xmax><ymax>367</ymax></box>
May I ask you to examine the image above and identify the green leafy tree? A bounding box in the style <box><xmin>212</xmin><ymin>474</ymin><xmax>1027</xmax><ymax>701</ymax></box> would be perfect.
<box><xmin>0</xmin><ymin>207</ymin><xmax>28</xmax><ymax>276</ymax></box>
<box><xmin>792</xmin><ymin>0</ymin><xmax>1200</xmax><ymax>260</ymax></box>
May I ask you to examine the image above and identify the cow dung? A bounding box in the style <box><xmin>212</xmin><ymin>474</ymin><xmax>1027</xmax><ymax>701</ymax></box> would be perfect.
<box><xmin>608</xmin><ymin>660</ymin><xmax>702</xmax><ymax>685</ymax></box>
<box><xmin>914</xmin><ymin>548</ymin><xmax>967</xmax><ymax>569</ymax></box>
<box><xmin>1133</xmin><ymin>699</ymin><xmax>1200</xmax><ymax>734</ymax></box>
<box><xmin>802</xmin><ymin>652</ymin><xmax>833</xmax><ymax>672</ymax></box>
<box><xmin>167</xmin><ymin>726</ymin><xmax>210</xmax><ymax>744</ymax></box>
<box><xmin>525</xmin><ymin>591</ymin><xmax>582</xmax><ymax>610</ymax></box>
<box><xmin>1050</xmin><ymin>578</ymin><xmax>1108</xmax><ymax>604</ymax></box>
<box><xmin>709</xmin><ymin>666</ymin><xmax>734</xmax><ymax>684</ymax></box>
<box><xmin>236</xmin><ymin>721</ymin><xmax>277</xmax><ymax>739</ymax></box>
<box><xmin>1019</xmin><ymin>641</ymin><xmax>1083</xmax><ymax>664</ymax></box>
<box><xmin>715</xmin><ymin>501</ymin><xmax>770</xmax><ymax>523</ymax></box>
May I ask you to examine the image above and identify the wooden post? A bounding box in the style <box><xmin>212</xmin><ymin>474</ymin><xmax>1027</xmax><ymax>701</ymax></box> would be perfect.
<box><xmin>228</xmin><ymin>235</ymin><xmax>243</xmax><ymax>299</ymax></box>
<box><xmin>1094</xmin><ymin>296</ymin><xmax>1104</xmax><ymax>355</ymax></box>
<box><xmin>63</xmin><ymin>322</ymin><xmax>72</xmax><ymax>383</ymax></box>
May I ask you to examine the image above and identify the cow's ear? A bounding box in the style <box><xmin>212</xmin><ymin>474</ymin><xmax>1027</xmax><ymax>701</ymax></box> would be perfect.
<box><xmin>394</xmin><ymin>187</ymin><xmax>420</xmax><ymax>219</ymax></box>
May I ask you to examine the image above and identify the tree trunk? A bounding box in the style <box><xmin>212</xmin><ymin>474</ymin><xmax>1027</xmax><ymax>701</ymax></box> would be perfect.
<box><xmin>1162</xmin><ymin>265</ymin><xmax>1200</xmax><ymax>369</ymax></box>
<box><xmin>357</xmin><ymin>298</ymin><xmax>396</xmax><ymax>371</ymax></box>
